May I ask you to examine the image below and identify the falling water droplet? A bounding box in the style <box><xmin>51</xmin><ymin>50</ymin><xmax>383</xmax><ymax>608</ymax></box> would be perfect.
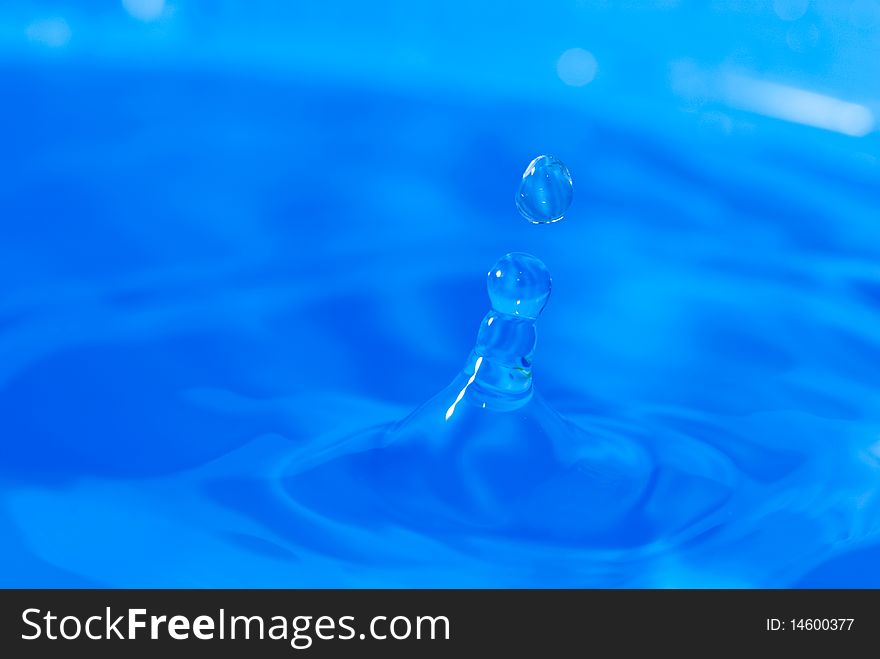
<box><xmin>515</xmin><ymin>155</ymin><xmax>573</xmax><ymax>224</ymax></box>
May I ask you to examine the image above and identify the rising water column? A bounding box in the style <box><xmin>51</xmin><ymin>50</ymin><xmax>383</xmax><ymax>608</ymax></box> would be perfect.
<box><xmin>284</xmin><ymin>156</ymin><xmax>653</xmax><ymax>543</ymax></box>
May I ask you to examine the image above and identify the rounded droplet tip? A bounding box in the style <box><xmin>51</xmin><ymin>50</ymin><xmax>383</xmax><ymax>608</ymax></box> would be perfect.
<box><xmin>515</xmin><ymin>154</ymin><xmax>573</xmax><ymax>224</ymax></box>
<box><xmin>486</xmin><ymin>252</ymin><xmax>551</xmax><ymax>319</ymax></box>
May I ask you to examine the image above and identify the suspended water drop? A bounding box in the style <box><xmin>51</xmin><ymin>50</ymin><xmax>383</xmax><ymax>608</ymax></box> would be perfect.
<box><xmin>487</xmin><ymin>252</ymin><xmax>552</xmax><ymax>319</ymax></box>
<box><xmin>515</xmin><ymin>155</ymin><xmax>573</xmax><ymax>224</ymax></box>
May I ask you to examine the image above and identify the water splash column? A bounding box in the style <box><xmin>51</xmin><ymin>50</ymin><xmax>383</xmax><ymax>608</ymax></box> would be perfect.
<box><xmin>446</xmin><ymin>252</ymin><xmax>552</xmax><ymax>418</ymax></box>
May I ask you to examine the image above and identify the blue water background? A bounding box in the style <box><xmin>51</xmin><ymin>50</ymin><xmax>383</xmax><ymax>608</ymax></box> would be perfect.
<box><xmin>1</xmin><ymin>1</ymin><xmax>879</xmax><ymax>587</ymax></box>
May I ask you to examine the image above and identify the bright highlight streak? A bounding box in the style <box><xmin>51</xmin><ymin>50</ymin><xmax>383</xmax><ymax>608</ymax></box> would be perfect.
<box><xmin>445</xmin><ymin>356</ymin><xmax>483</xmax><ymax>421</ymax></box>
<box><xmin>720</xmin><ymin>74</ymin><xmax>874</xmax><ymax>137</ymax></box>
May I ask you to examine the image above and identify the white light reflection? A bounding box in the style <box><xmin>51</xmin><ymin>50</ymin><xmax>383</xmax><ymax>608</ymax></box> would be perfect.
<box><xmin>720</xmin><ymin>73</ymin><xmax>875</xmax><ymax>137</ymax></box>
<box><xmin>445</xmin><ymin>356</ymin><xmax>482</xmax><ymax>421</ymax></box>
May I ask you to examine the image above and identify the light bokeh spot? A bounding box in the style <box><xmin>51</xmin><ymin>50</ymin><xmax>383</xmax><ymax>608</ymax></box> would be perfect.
<box><xmin>122</xmin><ymin>0</ymin><xmax>166</xmax><ymax>22</ymax></box>
<box><xmin>26</xmin><ymin>18</ymin><xmax>71</xmax><ymax>48</ymax></box>
<box><xmin>556</xmin><ymin>48</ymin><xmax>598</xmax><ymax>87</ymax></box>
<box><xmin>773</xmin><ymin>0</ymin><xmax>810</xmax><ymax>21</ymax></box>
